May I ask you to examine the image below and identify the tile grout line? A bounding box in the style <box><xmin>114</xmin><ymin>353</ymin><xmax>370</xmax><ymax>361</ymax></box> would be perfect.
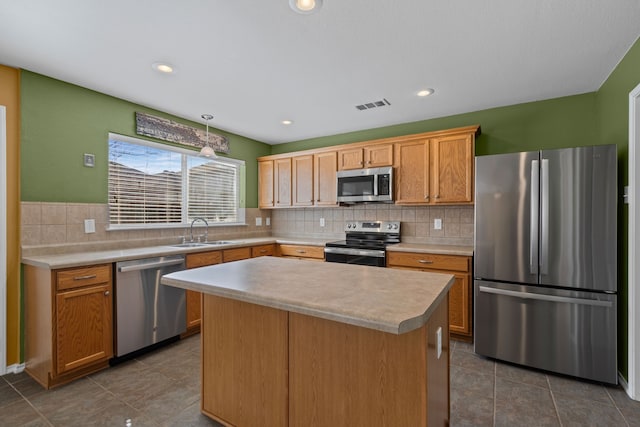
<box><xmin>604</xmin><ymin>387</ymin><xmax>631</xmax><ymax>427</ymax></box>
<box><xmin>6</xmin><ymin>380</ymin><xmax>55</xmax><ymax>427</ymax></box>
<box><xmin>546</xmin><ymin>375</ymin><xmax>564</xmax><ymax>427</ymax></box>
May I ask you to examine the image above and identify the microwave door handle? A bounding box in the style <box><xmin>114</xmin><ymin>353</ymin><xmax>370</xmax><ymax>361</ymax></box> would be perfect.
<box><xmin>373</xmin><ymin>174</ymin><xmax>378</xmax><ymax>196</ymax></box>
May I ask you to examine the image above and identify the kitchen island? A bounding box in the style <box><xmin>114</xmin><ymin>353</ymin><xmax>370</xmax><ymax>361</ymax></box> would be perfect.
<box><xmin>162</xmin><ymin>256</ymin><xmax>454</xmax><ymax>427</ymax></box>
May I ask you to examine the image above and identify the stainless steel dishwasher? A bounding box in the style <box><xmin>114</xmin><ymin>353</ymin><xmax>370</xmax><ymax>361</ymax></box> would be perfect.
<box><xmin>115</xmin><ymin>255</ymin><xmax>186</xmax><ymax>357</ymax></box>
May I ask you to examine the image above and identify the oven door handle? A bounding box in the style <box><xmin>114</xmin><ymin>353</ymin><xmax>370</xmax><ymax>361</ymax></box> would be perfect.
<box><xmin>324</xmin><ymin>247</ymin><xmax>386</xmax><ymax>258</ymax></box>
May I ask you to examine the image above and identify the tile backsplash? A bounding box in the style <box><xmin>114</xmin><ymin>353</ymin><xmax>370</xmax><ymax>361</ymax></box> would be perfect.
<box><xmin>21</xmin><ymin>202</ymin><xmax>271</xmax><ymax>254</ymax></box>
<box><xmin>21</xmin><ymin>202</ymin><xmax>474</xmax><ymax>254</ymax></box>
<box><xmin>271</xmin><ymin>204</ymin><xmax>474</xmax><ymax>246</ymax></box>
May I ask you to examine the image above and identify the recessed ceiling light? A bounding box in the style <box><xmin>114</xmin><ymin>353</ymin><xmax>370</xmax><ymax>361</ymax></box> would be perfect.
<box><xmin>282</xmin><ymin>120</ymin><xmax>293</xmax><ymax>125</ymax></box>
<box><xmin>152</xmin><ymin>62</ymin><xmax>175</xmax><ymax>74</ymax></box>
<box><xmin>417</xmin><ymin>88</ymin><xmax>435</xmax><ymax>97</ymax></box>
<box><xmin>289</xmin><ymin>0</ymin><xmax>322</xmax><ymax>14</ymax></box>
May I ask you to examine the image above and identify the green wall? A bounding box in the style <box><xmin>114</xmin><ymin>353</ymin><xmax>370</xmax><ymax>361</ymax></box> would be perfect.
<box><xmin>20</xmin><ymin>71</ymin><xmax>271</xmax><ymax>207</ymax></box>
<box><xmin>596</xmin><ymin>36</ymin><xmax>640</xmax><ymax>380</ymax></box>
<box><xmin>271</xmin><ymin>93</ymin><xmax>599</xmax><ymax>156</ymax></box>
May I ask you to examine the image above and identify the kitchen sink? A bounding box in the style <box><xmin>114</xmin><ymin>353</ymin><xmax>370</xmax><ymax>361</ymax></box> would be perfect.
<box><xmin>171</xmin><ymin>242</ymin><xmax>209</xmax><ymax>248</ymax></box>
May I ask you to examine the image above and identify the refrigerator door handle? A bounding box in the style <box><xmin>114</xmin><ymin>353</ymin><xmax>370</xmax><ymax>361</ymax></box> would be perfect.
<box><xmin>530</xmin><ymin>160</ymin><xmax>540</xmax><ymax>275</ymax></box>
<box><xmin>478</xmin><ymin>286</ymin><xmax>613</xmax><ymax>307</ymax></box>
<box><xmin>540</xmin><ymin>158</ymin><xmax>550</xmax><ymax>275</ymax></box>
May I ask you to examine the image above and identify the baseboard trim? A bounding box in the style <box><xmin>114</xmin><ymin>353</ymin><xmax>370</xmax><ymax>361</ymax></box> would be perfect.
<box><xmin>5</xmin><ymin>363</ymin><xmax>25</xmax><ymax>375</ymax></box>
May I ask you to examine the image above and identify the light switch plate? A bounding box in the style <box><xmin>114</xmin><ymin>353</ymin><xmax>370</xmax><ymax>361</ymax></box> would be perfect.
<box><xmin>255</xmin><ymin>217</ymin><xmax>262</xmax><ymax>226</ymax></box>
<box><xmin>84</xmin><ymin>219</ymin><xmax>96</xmax><ymax>233</ymax></box>
<box><xmin>320</xmin><ymin>217</ymin><xmax>325</xmax><ymax>227</ymax></box>
<box><xmin>83</xmin><ymin>153</ymin><xmax>95</xmax><ymax>168</ymax></box>
<box><xmin>434</xmin><ymin>218</ymin><xmax>442</xmax><ymax>230</ymax></box>
<box><xmin>266</xmin><ymin>217</ymin><xmax>271</xmax><ymax>226</ymax></box>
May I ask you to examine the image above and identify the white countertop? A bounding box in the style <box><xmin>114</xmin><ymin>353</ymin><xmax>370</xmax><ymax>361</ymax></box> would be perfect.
<box><xmin>161</xmin><ymin>256</ymin><xmax>454</xmax><ymax>335</ymax></box>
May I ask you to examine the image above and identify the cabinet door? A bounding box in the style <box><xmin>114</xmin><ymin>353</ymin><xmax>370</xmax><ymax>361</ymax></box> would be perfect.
<box><xmin>258</xmin><ymin>160</ymin><xmax>274</xmax><ymax>208</ymax></box>
<box><xmin>431</xmin><ymin>134</ymin><xmax>474</xmax><ymax>204</ymax></box>
<box><xmin>274</xmin><ymin>158</ymin><xmax>292</xmax><ymax>207</ymax></box>
<box><xmin>56</xmin><ymin>283</ymin><xmax>112</xmax><ymax>374</ymax></box>
<box><xmin>314</xmin><ymin>151</ymin><xmax>337</xmax><ymax>206</ymax></box>
<box><xmin>448</xmin><ymin>274</ymin><xmax>471</xmax><ymax>336</ymax></box>
<box><xmin>365</xmin><ymin>144</ymin><xmax>393</xmax><ymax>168</ymax></box>
<box><xmin>185</xmin><ymin>251</ymin><xmax>222</xmax><ymax>336</ymax></box>
<box><xmin>394</xmin><ymin>139</ymin><xmax>430</xmax><ymax>204</ymax></box>
<box><xmin>292</xmin><ymin>155</ymin><xmax>314</xmax><ymax>207</ymax></box>
<box><xmin>338</xmin><ymin>147</ymin><xmax>364</xmax><ymax>170</ymax></box>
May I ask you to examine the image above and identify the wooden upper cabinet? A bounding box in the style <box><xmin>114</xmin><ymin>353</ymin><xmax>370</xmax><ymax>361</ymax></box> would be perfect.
<box><xmin>365</xmin><ymin>144</ymin><xmax>393</xmax><ymax>168</ymax></box>
<box><xmin>292</xmin><ymin>155</ymin><xmax>314</xmax><ymax>207</ymax></box>
<box><xmin>258</xmin><ymin>160</ymin><xmax>274</xmax><ymax>208</ymax></box>
<box><xmin>431</xmin><ymin>134</ymin><xmax>474</xmax><ymax>204</ymax></box>
<box><xmin>274</xmin><ymin>158</ymin><xmax>292</xmax><ymax>207</ymax></box>
<box><xmin>338</xmin><ymin>144</ymin><xmax>393</xmax><ymax>170</ymax></box>
<box><xmin>314</xmin><ymin>151</ymin><xmax>337</xmax><ymax>206</ymax></box>
<box><xmin>394</xmin><ymin>139</ymin><xmax>430</xmax><ymax>204</ymax></box>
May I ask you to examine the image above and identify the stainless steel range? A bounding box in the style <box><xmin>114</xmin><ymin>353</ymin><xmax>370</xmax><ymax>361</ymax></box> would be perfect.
<box><xmin>324</xmin><ymin>221</ymin><xmax>400</xmax><ymax>267</ymax></box>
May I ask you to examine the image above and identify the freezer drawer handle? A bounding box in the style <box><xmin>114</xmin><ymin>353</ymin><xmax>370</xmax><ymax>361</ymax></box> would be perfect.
<box><xmin>478</xmin><ymin>286</ymin><xmax>613</xmax><ymax>307</ymax></box>
<box><xmin>118</xmin><ymin>259</ymin><xmax>185</xmax><ymax>273</ymax></box>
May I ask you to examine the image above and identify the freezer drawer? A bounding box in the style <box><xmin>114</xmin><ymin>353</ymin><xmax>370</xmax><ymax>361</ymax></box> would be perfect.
<box><xmin>474</xmin><ymin>280</ymin><xmax>617</xmax><ymax>384</ymax></box>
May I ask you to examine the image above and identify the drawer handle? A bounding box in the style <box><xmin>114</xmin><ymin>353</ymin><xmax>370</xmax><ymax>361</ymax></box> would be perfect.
<box><xmin>296</xmin><ymin>249</ymin><xmax>307</xmax><ymax>254</ymax></box>
<box><xmin>260</xmin><ymin>250</ymin><xmax>267</xmax><ymax>254</ymax></box>
<box><xmin>418</xmin><ymin>260</ymin><xmax>433</xmax><ymax>264</ymax></box>
<box><xmin>73</xmin><ymin>274</ymin><xmax>97</xmax><ymax>281</ymax></box>
<box><xmin>104</xmin><ymin>291</ymin><xmax>110</xmax><ymax>296</ymax></box>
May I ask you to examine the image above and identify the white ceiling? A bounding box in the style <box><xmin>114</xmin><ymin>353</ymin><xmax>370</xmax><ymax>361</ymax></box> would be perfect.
<box><xmin>1</xmin><ymin>1</ymin><xmax>639</xmax><ymax>144</ymax></box>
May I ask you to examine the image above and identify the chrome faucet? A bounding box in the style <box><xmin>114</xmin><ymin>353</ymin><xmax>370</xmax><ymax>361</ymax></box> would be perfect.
<box><xmin>190</xmin><ymin>217</ymin><xmax>209</xmax><ymax>243</ymax></box>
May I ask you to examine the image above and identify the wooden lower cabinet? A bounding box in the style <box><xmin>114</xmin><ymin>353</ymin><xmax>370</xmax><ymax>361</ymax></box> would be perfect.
<box><xmin>184</xmin><ymin>244</ymin><xmax>275</xmax><ymax>337</ymax></box>
<box><xmin>25</xmin><ymin>264</ymin><xmax>113</xmax><ymax>389</ymax></box>
<box><xmin>387</xmin><ymin>251</ymin><xmax>473</xmax><ymax>340</ymax></box>
<box><xmin>277</xmin><ymin>244</ymin><xmax>325</xmax><ymax>260</ymax></box>
<box><xmin>201</xmin><ymin>293</ymin><xmax>449</xmax><ymax>427</ymax></box>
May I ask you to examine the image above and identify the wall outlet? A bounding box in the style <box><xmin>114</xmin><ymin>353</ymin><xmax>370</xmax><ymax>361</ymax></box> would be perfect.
<box><xmin>83</xmin><ymin>153</ymin><xmax>95</xmax><ymax>168</ymax></box>
<box><xmin>84</xmin><ymin>219</ymin><xmax>96</xmax><ymax>233</ymax></box>
<box><xmin>255</xmin><ymin>217</ymin><xmax>262</xmax><ymax>226</ymax></box>
<box><xmin>266</xmin><ymin>217</ymin><xmax>271</xmax><ymax>226</ymax></box>
<box><xmin>434</xmin><ymin>218</ymin><xmax>442</xmax><ymax>230</ymax></box>
<box><xmin>320</xmin><ymin>217</ymin><xmax>325</xmax><ymax>227</ymax></box>
<box><xmin>436</xmin><ymin>326</ymin><xmax>442</xmax><ymax>359</ymax></box>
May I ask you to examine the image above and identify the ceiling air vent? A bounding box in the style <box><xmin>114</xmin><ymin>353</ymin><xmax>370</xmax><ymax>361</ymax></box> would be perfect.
<box><xmin>355</xmin><ymin>98</ymin><xmax>391</xmax><ymax>111</ymax></box>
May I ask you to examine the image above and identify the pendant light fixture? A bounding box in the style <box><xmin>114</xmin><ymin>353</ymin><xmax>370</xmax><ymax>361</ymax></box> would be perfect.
<box><xmin>289</xmin><ymin>0</ymin><xmax>322</xmax><ymax>14</ymax></box>
<box><xmin>199</xmin><ymin>114</ymin><xmax>217</xmax><ymax>158</ymax></box>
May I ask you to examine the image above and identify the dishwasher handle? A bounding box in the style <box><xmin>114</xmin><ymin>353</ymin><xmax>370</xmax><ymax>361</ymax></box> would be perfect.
<box><xmin>118</xmin><ymin>258</ymin><xmax>184</xmax><ymax>273</ymax></box>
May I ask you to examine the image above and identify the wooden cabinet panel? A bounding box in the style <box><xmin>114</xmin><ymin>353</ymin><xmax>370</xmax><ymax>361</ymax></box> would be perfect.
<box><xmin>223</xmin><ymin>247</ymin><xmax>252</xmax><ymax>263</ymax></box>
<box><xmin>386</xmin><ymin>251</ymin><xmax>469</xmax><ymax>272</ymax></box>
<box><xmin>201</xmin><ymin>295</ymin><xmax>288</xmax><ymax>426</ymax></box>
<box><xmin>394</xmin><ymin>139</ymin><xmax>430</xmax><ymax>204</ymax></box>
<box><xmin>251</xmin><ymin>244</ymin><xmax>275</xmax><ymax>257</ymax></box>
<box><xmin>277</xmin><ymin>244</ymin><xmax>325</xmax><ymax>260</ymax></box>
<box><xmin>365</xmin><ymin>144</ymin><xmax>393</xmax><ymax>168</ymax></box>
<box><xmin>56</xmin><ymin>265</ymin><xmax>111</xmax><ymax>291</ymax></box>
<box><xmin>338</xmin><ymin>147</ymin><xmax>364</xmax><ymax>170</ymax></box>
<box><xmin>258</xmin><ymin>160</ymin><xmax>274</xmax><ymax>208</ymax></box>
<box><xmin>387</xmin><ymin>252</ymin><xmax>472</xmax><ymax>339</ymax></box>
<box><xmin>186</xmin><ymin>250</ymin><xmax>222</xmax><ymax>269</ymax></box>
<box><xmin>314</xmin><ymin>151</ymin><xmax>337</xmax><ymax>206</ymax></box>
<box><xmin>292</xmin><ymin>154</ymin><xmax>314</xmax><ymax>206</ymax></box>
<box><xmin>56</xmin><ymin>282</ymin><xmax>113</xmax><ymax>374</ymax></box>
<box><xmin>431</xmin><ymin>133</ymin><xmax>474</xmax><ymax>204</ymax></box>
<box><xmin>274</xmin><ymin>158</ymin><xmax>292</xmax><ymax>207</ymax></box>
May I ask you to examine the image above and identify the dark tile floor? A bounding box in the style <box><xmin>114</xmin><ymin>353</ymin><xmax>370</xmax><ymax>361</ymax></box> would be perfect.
<box><xmin>1</xmin><ymin>335</ymin><xmax>639</xmax><ymax>426</ymax></box>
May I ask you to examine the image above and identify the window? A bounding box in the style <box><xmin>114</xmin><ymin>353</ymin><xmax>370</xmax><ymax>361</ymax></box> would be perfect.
<box><xmin>108</xmin><ymin>133</ymin><xmax>244</xmax><ymax>228</ymax></box>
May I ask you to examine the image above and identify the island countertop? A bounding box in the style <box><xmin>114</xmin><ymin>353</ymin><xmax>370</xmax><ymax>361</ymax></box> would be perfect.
<box><xmin>161</xmin><ymin>256</ymin><xmax>454</xmax><ymax>335</ymax></box>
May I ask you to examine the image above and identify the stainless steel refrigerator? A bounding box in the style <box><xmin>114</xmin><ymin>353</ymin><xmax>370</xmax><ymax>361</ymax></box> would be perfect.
<box><xmin>474</xmin><ymin>144</ymin><xmax>618</xmax><ymax>384</ymax></box>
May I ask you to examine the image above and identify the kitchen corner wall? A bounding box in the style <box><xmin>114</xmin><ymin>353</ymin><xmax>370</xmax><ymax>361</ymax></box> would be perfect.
<box><xmin>271</xmin><ymin>205</ymin><xmax>474</xmax><ymax>246</ymax></box>
<box><xmin>21</xmin><ymin>202</ymin><xmax>271</xmax><ymax>253</ymax></box>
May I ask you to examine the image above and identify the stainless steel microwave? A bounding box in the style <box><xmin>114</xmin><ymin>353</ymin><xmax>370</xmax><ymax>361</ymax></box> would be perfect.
<box><xmin>336</xmin><ymin>166</ymin><xmax>393</xmax><ymax>203</ymax></box>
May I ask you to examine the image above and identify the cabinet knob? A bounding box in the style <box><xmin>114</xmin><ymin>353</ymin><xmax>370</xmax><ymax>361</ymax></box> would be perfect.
<box><xmin>435</xmin><ymin>195</ymin><xmax>440</xmax><ymax>199</ymax></box>
<box><xmin>425</xmin><ymin>195</ymin><xmax>430</xmax><ymax>200</ymax></box>
<box><xmin>316</xmin><ymin>199</ymin><xmax>320</xmax><ymax>202</ymax></box>
<box><xmin>104</xmin><ymin>290</ymin><xmax>110</xmax><ymax>296</ymax></box>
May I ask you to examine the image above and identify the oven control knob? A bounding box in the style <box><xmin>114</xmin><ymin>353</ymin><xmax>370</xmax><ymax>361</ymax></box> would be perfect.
<box><xmin>393</xmin><ymin>224</ymin><xmax>399</xmax><ymax>229</ymax></box>
<box><xmin>386</xmin><ymin>224</ymin><xmax>392</xmax><ymax>229</ymax></box>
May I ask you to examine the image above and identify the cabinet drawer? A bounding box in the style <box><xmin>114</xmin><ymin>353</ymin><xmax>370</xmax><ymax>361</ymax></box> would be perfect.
<box><xmin>187</xmin><ymin>251</ymin><xmax>222</xmax><ymax>268</ymax></box>
<box><xmin>387</xmin><ymin>252</ymin><xmax>469</xmax><ymax>272</ymax></box>
<box><xmin>223</xmin><ymin>247</ymin><xmax>252</xmax><ymax>263</ymax></box>
<box><xmin>278</xmin><ymin>244</ymin><xmax>325</xmax><ymax>259</ymax></box>
<box><xmin>252</xmin><ymin>244</ymin><xmax>275</xmax><ymax>257</ymax></box>
<box><xmin>56</xmin><ymin>264</ymin><xmax>112</xmax><ymax>291</ymax></box>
